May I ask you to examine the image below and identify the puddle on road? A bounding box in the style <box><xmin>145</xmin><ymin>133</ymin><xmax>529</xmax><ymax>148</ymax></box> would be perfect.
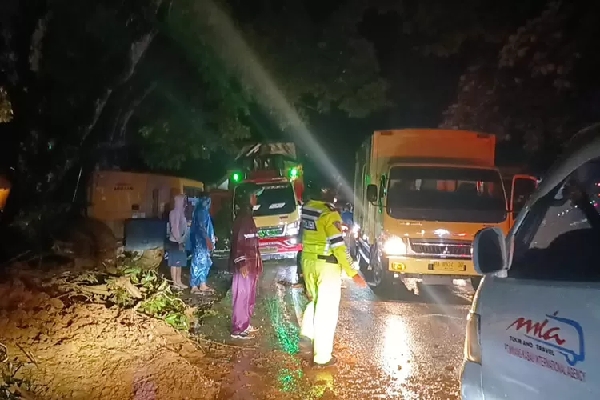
<box><xmin>203</xmin><ymin>267</ymin><xmax>340</xmax><ymax>400</ymax></box>
<box><xmin>204</xmin><ymin>264</ymin><xmax>462</xmax><ymax>400</ymax></box>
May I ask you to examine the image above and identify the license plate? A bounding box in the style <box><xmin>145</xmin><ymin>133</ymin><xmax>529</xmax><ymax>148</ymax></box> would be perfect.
<box><xmin>432</xmin><ymin>261</ymin><xmax>465</xmax><ymax>271</ymax></box>
<box><xmin>260</xmin><ymin>246</ymin><xmax>278</xmax><ymax>253</ymax></box>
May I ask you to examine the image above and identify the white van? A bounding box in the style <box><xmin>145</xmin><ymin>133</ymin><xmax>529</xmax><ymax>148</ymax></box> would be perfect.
<box><xmin>461</xmin><ymin>124</ymin><xmax>600</xmax><ymax>399</ymax></box>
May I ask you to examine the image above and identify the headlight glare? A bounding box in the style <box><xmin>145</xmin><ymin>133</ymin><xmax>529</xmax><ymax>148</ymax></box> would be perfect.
<box><xmin>383</xmin><ymin>237</ymin><xmax>407</xmax><ymax>255</ymax></box>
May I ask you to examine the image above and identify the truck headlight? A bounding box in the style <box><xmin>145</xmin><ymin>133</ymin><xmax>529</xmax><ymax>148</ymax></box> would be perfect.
<box><xmin>383</xmin><ymin>237</ymin><xmax>407</xmax><ymax>255</ymax></box>
<box><xmin>285</xmin><ymin>221</ymin><xmax>299</xmax><ymax>236</ymax></box>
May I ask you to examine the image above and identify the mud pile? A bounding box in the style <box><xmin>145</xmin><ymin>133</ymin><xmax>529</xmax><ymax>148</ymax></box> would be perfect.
<box><xmin>0</xmin><ymin>267</ymin><xmax>232</xmax><ymax>400</ymax></box>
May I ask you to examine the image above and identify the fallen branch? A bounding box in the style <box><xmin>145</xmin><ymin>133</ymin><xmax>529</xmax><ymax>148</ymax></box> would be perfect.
<box><xmin>14</xmin><ymin>343</ymin><xmax>37</xmax><ymax>368</ymax></box>
<box><xmin>111</xmin><ymin>276</ymin><xmax>143</xmax><ymax>299</ymax></box>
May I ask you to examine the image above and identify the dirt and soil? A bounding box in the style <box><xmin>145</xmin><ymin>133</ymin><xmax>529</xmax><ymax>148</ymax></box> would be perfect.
<box><xmin>0</xmin><ymin>260</ymin><xmax>238</xmax><ymax>400</ymax></box>
<box><xmin>0</xmin><ymin>214</ymin><xmax>333</xmax><ymax>400</ymax></box>
<box><xmin>0</xmin><ymin>250</ymin><xmax>329</xmax><ymax>400</ymax></box>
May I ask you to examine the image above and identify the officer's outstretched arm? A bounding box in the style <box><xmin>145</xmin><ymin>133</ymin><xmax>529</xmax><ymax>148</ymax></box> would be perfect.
<box><xmin>324</xmin><ymin>212</ymin><xmax>358</xmax><ymax>278</ymax></box>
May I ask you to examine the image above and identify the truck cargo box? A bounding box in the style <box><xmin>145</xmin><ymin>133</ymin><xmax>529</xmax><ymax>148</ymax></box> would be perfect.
<box><xmin>372</xmin><ymin>129</ymin><xmax>496</xmax><ymax>167</ymax></box>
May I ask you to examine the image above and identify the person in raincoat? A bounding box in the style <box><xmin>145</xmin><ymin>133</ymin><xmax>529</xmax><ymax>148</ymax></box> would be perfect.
<box><xmin>190</xmin><ymin>195</ymin><xmax>216</xmax><ymax>294</ymax></box>
<box><xmin>167</xmin><ymin>194</ymin><xmax>188</xmax><ymax>289</ymax></box>
<box><xmin>229</xmin><ymin>183</ymin><xmax>263</xmax><ymax>339</ymax></box>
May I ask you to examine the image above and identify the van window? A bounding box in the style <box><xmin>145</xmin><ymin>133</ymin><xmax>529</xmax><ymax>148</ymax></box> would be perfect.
<box><xmin>509</xmin><ymin>159</ymin><xmax>600</xmax><ymax>282</ymax></box>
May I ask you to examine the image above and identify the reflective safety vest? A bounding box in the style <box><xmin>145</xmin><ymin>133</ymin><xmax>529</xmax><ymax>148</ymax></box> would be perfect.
<box><xmin>300</xmin><ymin>200</ymin><xmax>356</xmax><ymax>277</ymax></box>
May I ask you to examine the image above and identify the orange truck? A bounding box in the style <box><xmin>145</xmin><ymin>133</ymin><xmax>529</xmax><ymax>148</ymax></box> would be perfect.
<box><xmin>353</xmin><ymin>129</ymin><xmax>537</xmax><ymax>291</ymax></box>
<box><xmin>86</xmin><ymin>170</ymin><xmax>204</xmax><ymax>241</ymax></box>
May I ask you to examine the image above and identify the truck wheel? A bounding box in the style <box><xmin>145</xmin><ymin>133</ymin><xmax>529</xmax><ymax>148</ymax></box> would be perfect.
<box><xmin>368</xmin><ymin>245</ymin><xmax>391</xmax><ymax>290</ymax></box>
<box><xmin>471</xmin><ymin>277</ymin><xmax>482</xmax><ymax>290</ymax></box>
<box><xmin>348</xmin><ymin>239</ymin><xmax>357</xmax><ymax>260</ymax></box>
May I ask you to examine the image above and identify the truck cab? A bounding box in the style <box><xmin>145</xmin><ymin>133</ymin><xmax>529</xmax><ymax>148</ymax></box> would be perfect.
<box><xmin>354</xmin><ymin>129</ymin><xmax>537</xmax><ymax>291</ymax></box>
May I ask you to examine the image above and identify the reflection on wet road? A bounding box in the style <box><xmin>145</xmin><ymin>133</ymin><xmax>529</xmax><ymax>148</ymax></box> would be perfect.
<box><xmin>330</xmin><ymin>281</ymin><xmax>472</xmax><ymax>399</ymax></box>
<box><xmin>289</xmin><ymin>265</ymin><xmax>471</xmax><ymax>399</ymax></box>
<box><xmin>215</xmin><ymin>261</ymin><xmax>473</xmax><ymax>399</ymax></box>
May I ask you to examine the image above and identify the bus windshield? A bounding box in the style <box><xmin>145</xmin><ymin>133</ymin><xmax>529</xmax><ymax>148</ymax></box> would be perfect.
<box><xmin>236</xmin><ymin>182</ymin><xmax>296</xmax><ymax>217</ymax></box>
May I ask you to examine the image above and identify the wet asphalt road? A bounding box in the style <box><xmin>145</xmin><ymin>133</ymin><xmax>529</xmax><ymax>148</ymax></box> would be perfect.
<box><xmin>333</xmin><ymin>280</ymin><xmax>471</xmax><ymax>399</ymax></box>
<box><xmin>276</xmin><ymin>262</ymin><xmax>474</xmax><ymax>400</ymax></box>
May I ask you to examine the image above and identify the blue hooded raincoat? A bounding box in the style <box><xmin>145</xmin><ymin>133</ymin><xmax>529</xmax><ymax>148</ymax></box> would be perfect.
<box><xmin>190</xmin><ymin>197</ymin><xmax>215</xmax><ymax>287</ymax></box>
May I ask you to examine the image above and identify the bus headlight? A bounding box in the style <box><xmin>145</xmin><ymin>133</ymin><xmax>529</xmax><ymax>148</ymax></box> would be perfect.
<box><xmin>383</xmin><ymin>237</ymin><xmax>407</xmax><ymax>255</ymax></box>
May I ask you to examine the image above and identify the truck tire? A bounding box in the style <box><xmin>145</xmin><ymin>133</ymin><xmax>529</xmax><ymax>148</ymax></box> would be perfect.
<box><xmin>368</xmin><ymin>244</ymin><xmax>413</xmax><ymax>299</ymax></box>
<box><xmin>347</xmin><ymin>237</ymin><xmax>357</xmax><ymax>260</ymax></box>
<box><xmin>368</xmin><ymin>244</ymin><xmax>392</xmax><ymax>290</ymax></box>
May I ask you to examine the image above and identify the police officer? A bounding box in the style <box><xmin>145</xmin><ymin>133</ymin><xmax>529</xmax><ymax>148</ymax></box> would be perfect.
<box><xmin>299</xmin><ymin>181</ymin><xmax>367</xmax><ymax>367</ymax></box>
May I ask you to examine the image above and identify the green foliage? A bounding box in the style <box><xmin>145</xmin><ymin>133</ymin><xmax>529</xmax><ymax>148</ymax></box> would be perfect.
<box><xmin>121</xmin><ymin>267</ymin><xmax>190</xmax><ymax>331</ymax></box>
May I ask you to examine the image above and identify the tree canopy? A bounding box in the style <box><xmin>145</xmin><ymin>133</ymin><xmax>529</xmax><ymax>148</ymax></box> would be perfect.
<box><xmin>0</xmin><ymin>0</ymin><xmax>390</xmax><ymax>234</ymax></box>
<box><xmin>135</xmin><ymin>0</ymin><xmax>392</xmax><ymax>170</ymax></box>
<box><xmin>439</xmin><ymin>1</ymin><xmax>600</xmax><ymax>164</ymax></box>
<box><xmin>4</xmin><ymin>0</ymin><xmax>598</xmax><ymax>240</ymax></box>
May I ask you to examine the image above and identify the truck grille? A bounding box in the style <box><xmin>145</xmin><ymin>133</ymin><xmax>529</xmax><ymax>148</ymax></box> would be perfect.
<box><xmin>257</xmin><ymin>225</ymin><xmax>285</xmax><ymax>238</ymax></box>
<box><xmin>409</xmin><ymin>238</ymin><xmax>472</xmax><ymax>259</ymax></box>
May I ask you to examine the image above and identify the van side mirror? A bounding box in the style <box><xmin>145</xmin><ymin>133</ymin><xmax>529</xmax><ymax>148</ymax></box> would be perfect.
<box><xmin>366</xmin><ymin>184</ymin><xmax>378</xmax><ymax>203</ymax></box>
<box><xmin>510</xmin><ymin>174</ymin><xmax>538</xmax><ymax>215</ymax></box>
<box><xmin>473</xmin><ymin>227</ymin><xmax>507</xmax><ymax>274</ymax></box>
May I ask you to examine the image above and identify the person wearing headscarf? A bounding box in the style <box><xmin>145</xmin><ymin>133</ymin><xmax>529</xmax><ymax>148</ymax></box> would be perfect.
<box><xmin>229</xmin><ymin>183</ymin><xmax>263</xmax><ymax>339</ymax></box>
<box><xmin>167</xmin><ymin>194</ymin><xmax>188</xmax><ymax>289</ymax></box>
<box><xmin>190</xmin><ymin>195</ymin><xmax>216</xmax><ymax>294</ymax></box>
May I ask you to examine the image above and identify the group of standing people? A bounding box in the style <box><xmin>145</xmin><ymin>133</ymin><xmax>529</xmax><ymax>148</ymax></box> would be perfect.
<box><xmin>167</xmin><ymin>193</ymin><xmax>216</xmax><ymax>294</ymax></box>
<box><xmin>166</xmin><ymin>182</ymin><xmax>367</xmax><ymax>368</ymax></box>
<box><xmin>165</xmin><ymin>187</ymin><xmax>263</xmax><ymax>339</ymax></box>
<box><xmin>227</xmin><ymin>180</ymin><xmax>368</xmax><ymax>369</ymax></box>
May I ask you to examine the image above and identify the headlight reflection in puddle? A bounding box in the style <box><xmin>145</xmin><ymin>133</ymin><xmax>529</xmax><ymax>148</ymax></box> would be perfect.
<box><xmin>382</xmin><ymin>314</ymin><xmax>413</xmax><ymax>392</ymax></box>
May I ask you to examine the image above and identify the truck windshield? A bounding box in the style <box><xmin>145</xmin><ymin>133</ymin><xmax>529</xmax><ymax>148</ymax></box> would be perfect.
<box><xmin>237</xmin><ymin>182</ymin><xmax>296</xmax><ymax>217</ymax></box>
<box><xmin>386</xmin><ymin>166</ymin><xmax>507</xmax><ymax>223</ymax></box>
